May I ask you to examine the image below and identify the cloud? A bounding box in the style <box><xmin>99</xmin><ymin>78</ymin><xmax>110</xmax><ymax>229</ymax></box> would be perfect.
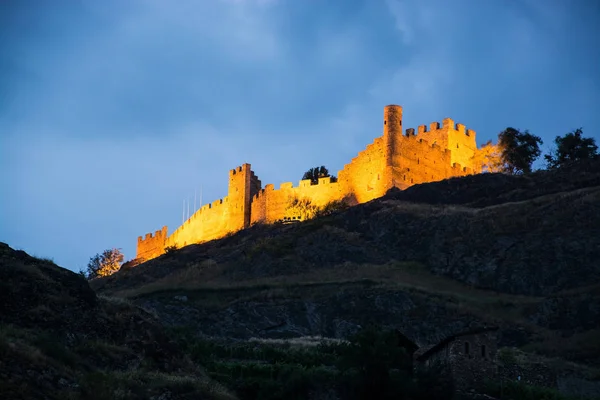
<box><xmin>1</xmin><ymin>0</ymin><xmax>598</xmax><ymax>272</ymax></box>
<box><xmin>3</xmin><ymin>0</ymin><xmax>286</xmax><ymax>139</ymax></box>
<box><xmin>384</xmin><ymin>0</ymin><xmax>440</xmax><ymax>45</ymax></box>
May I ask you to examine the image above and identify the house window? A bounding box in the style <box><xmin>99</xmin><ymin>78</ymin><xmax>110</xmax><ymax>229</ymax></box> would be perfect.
<box><xmin>464</xmin><ymin>341</ymin><xmax>470</xmax><ymax>355</ymax></box>
<box><xmin>481</xmin><ymin>345</ymin><xmax>486</xmax><ymax>359</ymax></box>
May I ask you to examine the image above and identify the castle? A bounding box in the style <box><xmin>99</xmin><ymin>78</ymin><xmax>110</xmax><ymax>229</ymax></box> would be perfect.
<box><xmin>136</xmin><ymin>105</ymin><xmax>483</xmax><ymax>261</ymax></box>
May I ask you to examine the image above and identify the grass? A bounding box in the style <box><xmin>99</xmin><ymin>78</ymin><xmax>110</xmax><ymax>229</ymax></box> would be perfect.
<box><xmin>116</xmin><ymin>259</ymin><xmax>543</xmax><ymax>327</ymax></box>
<box><xmin>78</xmin><ymin>370</ymin><xmax>237</xmax><ymax>400</ymax></box>
<box><xmin>484</xmin><ymin>379</ymin><xmax>592</xmax><ymax>400</ymax></box>
<box><xmin>97</xmin><ymin>294</ymin><xmax>133</xmax><ymax>306</ymax></box>
<box><xmin>521</xmin><ymin>329</ymin><xmax>600</xmax><ymax>368</ymax></box>
<box><xmin>170</xmin><ymin>330</ymin><xmax>600</xmax><ymax>400</ymax></box>
<box><xmin>170</xmin><ymin>333</ymin><xmax>389</xmax><ymax>400</ymax></box>
<box><xmin>108</xmin><ymin>258</ymin><xmax>600</xmax><ymax>377</ymax></box>
<box><xmin>0</xmin><ymin>323</ymin><xmax>238</xmax><ymax>400</ymax></box>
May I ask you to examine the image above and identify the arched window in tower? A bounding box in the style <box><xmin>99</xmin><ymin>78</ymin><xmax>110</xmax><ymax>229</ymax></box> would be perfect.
<box><xmin>464</xmin><ymin>341</ymin><xmax>470</xmax><ymax>355</ymax></box>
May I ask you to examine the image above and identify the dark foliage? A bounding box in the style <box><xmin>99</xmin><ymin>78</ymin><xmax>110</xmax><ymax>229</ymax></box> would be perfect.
<box><xmin>302</xmin><ymin>166</ymin><xmax>337</xmax><ymax>185</ymax></box>
<box><xmin>174</xmin><ymin>325</ymin><xmax>455</xmax><ymax>400</ymax></box>
<box><xmin>498</xmin><ymin>127</ymin><xmax>543</xmax><ymax>174</ymax></box>
<box><xmin>545</xmin><ymin>128</ymin><xmax>598</xmax><ymax>169</ymax></box>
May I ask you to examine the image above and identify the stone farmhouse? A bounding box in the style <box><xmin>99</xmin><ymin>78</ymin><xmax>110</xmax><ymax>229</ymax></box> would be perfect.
<box><xmin>415</xmin><ymin>327</ymin><xmax>499</xmax><ymax>390</ymax></box>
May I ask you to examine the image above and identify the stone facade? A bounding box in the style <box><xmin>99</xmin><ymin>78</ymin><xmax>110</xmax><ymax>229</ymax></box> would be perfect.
<box><xmin>136</xmin><ymin>104</ymin><xmax>485</xmax><ymax>261</ymax></box>
<box><xmin>415</xmin><ymin>327</ymin><xmax>499</xmax><ymax>390</ymax></box>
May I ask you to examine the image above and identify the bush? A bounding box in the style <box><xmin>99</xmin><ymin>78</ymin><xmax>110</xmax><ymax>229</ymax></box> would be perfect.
<box><xmin>173</xmin><ymin>327</ymin><xmax>458</xmax><ymax>400</ymax></box>
<box><xmin>85</xmin><ymin>248</ymin><xmax>124</xmax><ymax>279</ymax></box>
<box><xmin>484</xmin><ymin>379</ymin><xmax>586</xmax><ymax>400</ymax></box>
<box><xmin>120</xmin><ymin>258</ymin><xmax>144</xmax><ymax>270</ymax></box>
<box><xmin>164</xmin><ymin>245</ymin><xmax>178</xmax><ymax>254</ymax></box>
<box><xmin>316</xmin><ymin>199</ymin><xmax>349</xmax><ymax>217</ymax></box>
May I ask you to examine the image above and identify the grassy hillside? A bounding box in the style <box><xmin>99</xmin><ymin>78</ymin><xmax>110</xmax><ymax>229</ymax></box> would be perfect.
<box><xmin>87</xmin><ymin>159</ymin><xmax>600</xmax><ymax>398</ymax></box>
<box><xmin>0</xmin><ymin>243</ymin><xmax>236</xmax><ymax>400</ymax></box>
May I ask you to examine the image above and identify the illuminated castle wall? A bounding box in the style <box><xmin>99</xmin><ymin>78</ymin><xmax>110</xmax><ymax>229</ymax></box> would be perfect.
<box><xmin>136</xmin><ymin>105</ymin><xmax>481</xmax><ymax>261</ymax></box>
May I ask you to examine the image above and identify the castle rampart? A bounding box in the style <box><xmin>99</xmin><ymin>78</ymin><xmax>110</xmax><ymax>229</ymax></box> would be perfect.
<box><xmin>136</xmin><ymin>226</ymin><xmax>168</xmax><ymax>261</ymax></box>
<box><xmin>414</xmin><ymin>118</ymin><xmax>479</xmax><ymax>172</ymax></box>
<box><xmin>135</xmin><ymin>104</ymin><xmax>487</xmax><ymax>262</ymax></box>
<box><xmin>250</xmin><ymin>177</ymin><xmax>344</xmax><ymax>224</ymax></box>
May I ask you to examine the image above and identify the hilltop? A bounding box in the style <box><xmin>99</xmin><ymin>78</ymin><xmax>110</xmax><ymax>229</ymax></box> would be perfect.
<box><xmin>93</xmin><ymin>159</ymin><xmax>600</xmax><ymax>388</ymax></box>
<box><xmin>100</xmin><ymin>158</ymin><xmax>600</xmax><ymax>298</ymax></box>
<box><xmin>5</xmin><ymin>158</ymin><xmax>599</xmax><ymax>399</ymax></box>
<box><xmin>135</xmin><ymin>105</ymin><xmax>488</xmax><ymax>263</ymax></box>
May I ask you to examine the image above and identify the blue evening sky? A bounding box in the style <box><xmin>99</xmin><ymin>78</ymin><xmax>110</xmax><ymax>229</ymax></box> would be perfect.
<box><xmin>1</xmin><ymin>0</ymin><xmax>599</xmax><ymax>272</ymax></box>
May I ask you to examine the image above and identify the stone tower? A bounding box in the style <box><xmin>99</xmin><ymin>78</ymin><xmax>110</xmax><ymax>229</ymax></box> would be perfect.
<box><xmin>382</xmin><ymin>104</ymin><xmax>403</xmax><ymax>190</ymax></box>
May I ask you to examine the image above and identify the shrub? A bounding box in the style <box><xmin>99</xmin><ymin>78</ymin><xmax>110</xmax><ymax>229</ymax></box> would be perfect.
<box><xmin>86</xmin><ymin>248</ymin><xmax>124</xmax><ymax>279</ymax></box>
<box><xmin>164</xmin><ymin>245</ymin><xmax>178</xmax><ymax>254</ymax></box>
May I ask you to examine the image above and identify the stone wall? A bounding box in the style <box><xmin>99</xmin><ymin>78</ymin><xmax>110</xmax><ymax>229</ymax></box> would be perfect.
<box><xmin>250</xmin><ymin>177</ymin><xmax>344</xmax><ymax>224</ymax></box>
<box><xmin>416</xmin><ymin>118</ymin><xmax>479</xmax><ymax>171</ymax></box>
<box><xmin>135</xmin><ymin>104</ymin><xmax>485</xmax><ymax>262</ymax></box>
<box><xmin>165</xmin><ymin>196</ymin><xmax>233</xmax><ymax>248</ymax></box>
<box><xmin>136</xmin><ymin>226</ymin><xmax>168</xmax><ymax>260</ymax></box>
<box><xmin>421</xmin><ymin>330</ymin><xmax>498</xmax><ymax>390</ymax></box>
<box><xmin>449</xmin><ymin>330</ymin><xmax>498</xmax><ymax>390</ymax></box>
<box><xmin>337</xmin><ymin>136</ymin><xmax>390</xmax><ymax>204</ymax></box>
<box><xmin>390</xmin><ymin>132</ymin><xmax>473</xmax><ymax>190</ymax></box>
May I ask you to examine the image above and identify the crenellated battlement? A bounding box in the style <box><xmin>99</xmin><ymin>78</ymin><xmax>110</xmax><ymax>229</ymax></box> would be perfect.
<box><xmin>136</xmin><ymin>226</ymin><xmax>168</xmax><ymax>260</ymax></box>
<box><xmin>415</xmin><ymin>120</ymin><xmax>475</xmax><ymax>137</ymax></box>
<box><xmin>229</xmin><ymin>165</ymin><xmax>244</xmax><ymax>177</ymax></box>
<box><xmin>136</xmin><ymin>104</ymin><xmax>487</xmax><ymax>262</ymax></box>
<box><xmin>253</xmin><ymin>175</ymin><xmax>341</xmax><ymax>202</ymax></box>
<box><xmin>228</xmin><ymin>164</ymin><xmax>251</xmax><ymax>180</ymax></box>
<box><xmin>138</xmin><ymin>226</ymin><xmax>167</xmax><ymax>243</ymax></box>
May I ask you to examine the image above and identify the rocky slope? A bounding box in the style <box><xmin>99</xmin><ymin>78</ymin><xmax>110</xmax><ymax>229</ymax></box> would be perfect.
<box><xmin>98</xmin><ymin>159</ymin><xmax>600</xmax><ymax>298</ymax></box>
<box><xmin>0</xmin><ymin>242</ymin><xmax>236</xmax><ymax>400</ymax></box>
<box><xmin>92</xmin><ymin>160</ymin><xmax>600</xmax><ymax>396</ymax></box>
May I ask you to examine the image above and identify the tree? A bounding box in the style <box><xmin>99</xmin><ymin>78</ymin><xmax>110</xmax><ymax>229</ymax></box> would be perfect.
<box><xmin>337</xmin><ymin>326</ymin><xmax>414</xmax><ymax>400</ymax></box>
<box><xmin>471</xmin><ymin>140</ymin><xmax>503</xmax><ymax>173</ymax></box>
<box><xmin>544</xmin><ymin>128</ymin><xmax>598</xmax><ymax>169</ymax></box>
<box><xmin>497</xmin><ymin>128</ymin><xmax>543</xmax><ymax>174</ymax></box>
<box><xmin>302</xmin><ymin>165</ymin><xmax>337</xmax><ymax>185</ymax></box>
<box><xmin>285</xmin><ymin>196</ymin><xmax>319</xmax><ymax>221</ymax></box>
<box><xmin>86</xmin><ymin>248</ymin><xmax>124</xmax><ymax>279</ymax></box>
